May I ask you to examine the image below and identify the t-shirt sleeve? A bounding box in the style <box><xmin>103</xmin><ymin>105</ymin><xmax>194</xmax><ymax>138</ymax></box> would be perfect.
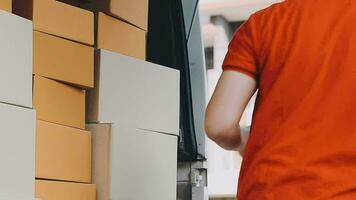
<box><xmin>222</xmin><ymin>15</ymin><xmax>259</xmax><ymax>79</ymax></box>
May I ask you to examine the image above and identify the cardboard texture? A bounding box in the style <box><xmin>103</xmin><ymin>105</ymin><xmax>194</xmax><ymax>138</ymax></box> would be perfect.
<box><xmin>57</xmin><ymin>0</ymin><xmax>148</xmax><ymax>31</ymax></box>
<box><xmin>34</xmin><ymin>31</ymin><xmax>94</xmax><ymax>88</ymax></box>
<box><xmin>0</xmin><ymin>0</ymin><xmax>11</xmax><ymax>12</ymax></box>
<box><xmin>13</xmin><ymin>0</ymin><xmax>94</xmax><ymax>45</ymax></box>
<box><xmin>33</xmin><ymin>76</ymin><xmax>85</xmax><ymax>129</ymax></box>
<box><xmin>36</xmin><ymin>120</ymin><xmax>92</xmax><ymax>183</ymax></box>
<box><xmin>87</xmin><ymin>123</ymin><xmax>178</xmax><ymax>200</ymax></box>
<box><xmin>35</xmin><ymin>180</ymin><xmax>96</xmax><ymax>200</ymax></box>
<box><xmin>0</xmin><ymin>103</ymin><xmax>35</xmax><ymax>199</ymax></box>
<box><xmin>97</xmin><ymin>12</ymin><xmax>146</xmax><ymax>60</ymax></box>
<box><xmin>0</xmin><ymin>10</ymin><xmax>33</xmax><ymax>108</ymax></box>
<box><xmin>86</xmin><ymin>123</ymin><xmax>111</xmax><ymax>200</ymax></box>
<box><xmin>86</xmin><ymin>50</ymin><xmax>180</xmax><ymax>135</ymax></box>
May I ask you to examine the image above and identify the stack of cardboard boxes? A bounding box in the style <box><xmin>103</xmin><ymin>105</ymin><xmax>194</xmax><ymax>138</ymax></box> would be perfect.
<box><xmin>1</xmin><ymin>0</ymin><xmax>180</xmax><ymax>199</ymax></box>
<box><xmin>0</xmin><ymin>2</ymin><xmax>35</xmax><ymax>199</ymax></box>
<box><xmin>58</xmin><ymin>0</ymin><xmax>147</xmax><ymax>60</ymax></box>
<box><xmin>13</xmin><ymin>0</ymin><xmax>96</xmax><ymax>199</ymax></box>
<box><xmin>59</xmin><ymin>1</ymin><xmax>180</xmax><ymax>200</ymax></box>
<box><xmin>86</xmin><ymin>51</ymin><xmax>180</xmax><ymax>200</ymax></box>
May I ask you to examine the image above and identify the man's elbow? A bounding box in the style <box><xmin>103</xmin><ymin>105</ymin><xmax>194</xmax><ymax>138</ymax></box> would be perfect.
<box><xmin>205</xmin><ymin>122</ymin><xmax>226</xmax><ymax>142</ymax></box>
<box><xmin>205</xmin><ymin>119</ymin><xmax>241</xmax><ymax>147</ymax></box>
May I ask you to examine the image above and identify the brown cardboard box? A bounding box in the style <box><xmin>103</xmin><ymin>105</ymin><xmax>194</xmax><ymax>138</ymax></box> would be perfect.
<box><xmin>86</xmin><ymin>123</ymin><xmax>111</xmax><ymax>200</ymax></box>
<box><xmin>97</xmin><ymin>12</ymin><xmax>146</xmax><ymax>60</ymax></box>
<box><xmin>86</xmin><ymin>50</ymin><xmax>180</xmax><ymax>135</ymax></box>
<box><xmin>87</xmin><ymin>123</ymin><xmax>178</xmax><ymax>200</ymax></box>
<box><xmin>58</xmin><ymin>0</ymin><xmax>148</xmax><ymax>31</ymax></box>
<box><xmin>36</xmin><ymin>120</ymin><xmax>91</xmax><ymax>183</ymax></box>
<box><xmin>34</xmin><ymin>31</ymin><xmax>94</xmax><ymax>88</ymax></box>
<box><xmin>33</xmin><ymin>75</ymin><xmax>85</xmax><ymax>129</ymax></box>
<box><xmin>13</xmin><ymin>0</ymin><xmax>94</xmax><ymax>45</ymax></box>
<box><xmin>0</xmin><ymin>0</ymin><xmax>11</xmax><ymax>12</ymax></box>
<box><xmin>36</xmin><ymin>180</ymin><xmax>96</xmax><ymax>200</ymax></box>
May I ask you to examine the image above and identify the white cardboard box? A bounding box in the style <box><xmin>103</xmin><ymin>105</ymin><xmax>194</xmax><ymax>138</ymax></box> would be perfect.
<box><xmin>87</xmin><ymin>50</ymin><xmax>180</xmax><ymax>135</ymax></box>
<box><xmin>0</xmin><ymin>10</ymin><xmax>32</xmax><ymax>108</ymax></box>
<box><xmin>87</xmin><ymin>123</ymin><xmax>178</xmax><ymax>200</ymax></box>
<box><xmin>0</xmin><ymin>103</ymin><xmax>36</xmax><ymax>199</ymax></box>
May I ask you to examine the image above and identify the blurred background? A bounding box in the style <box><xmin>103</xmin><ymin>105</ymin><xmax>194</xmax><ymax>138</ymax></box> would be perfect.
<box><xmin>199</xmin><ymin>0</ymin><xmax>281</xmax><ymax>199</ymax></box>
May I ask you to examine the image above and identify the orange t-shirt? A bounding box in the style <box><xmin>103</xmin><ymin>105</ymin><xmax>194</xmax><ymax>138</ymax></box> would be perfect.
<box><xmin>223</xmin><ymin>0</ymin><xmax>356</xmax><ymax>199</ymax></box>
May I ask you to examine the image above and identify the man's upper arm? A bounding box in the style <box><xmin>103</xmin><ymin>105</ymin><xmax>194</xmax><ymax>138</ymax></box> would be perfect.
<box><xmin>205</xmin><ymin>71</ymin><xmax>257</xmax><ymax>135</ymax></box>
<box><xmin>205</xmin><ymin>14</ymin><xmax>260</xmax><ymax>137</ymax></box>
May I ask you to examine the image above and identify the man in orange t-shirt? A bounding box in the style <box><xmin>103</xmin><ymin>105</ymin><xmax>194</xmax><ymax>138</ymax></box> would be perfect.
<box><xmin>205</xmin><ymin>0</ymin><xmax>356</xmax><ymax>199</ymax></box>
